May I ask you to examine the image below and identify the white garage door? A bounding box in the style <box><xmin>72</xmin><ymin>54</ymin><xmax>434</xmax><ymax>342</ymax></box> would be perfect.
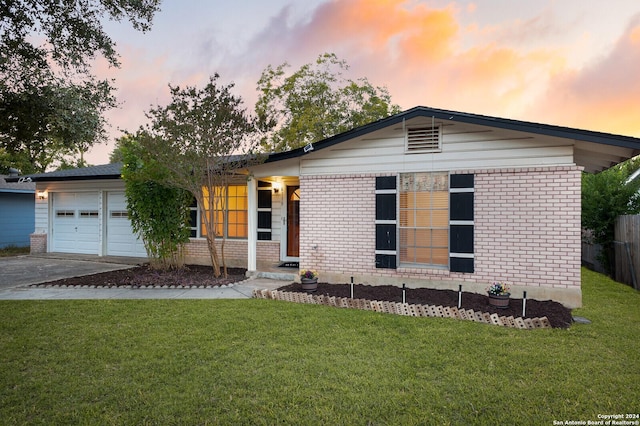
<box><xmin>52</xmin><ymin>192</ymin><xmax>100</xmax><ymax>254</ymax></box>
<box><xmin>106</xmin><ymin>192</ymin><xmax>147</xmax><ymax>257</ymax></box>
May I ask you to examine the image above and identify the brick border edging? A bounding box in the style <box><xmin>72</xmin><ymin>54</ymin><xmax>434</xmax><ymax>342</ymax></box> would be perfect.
<box><xmin>253</xmin><ymin>289</ymin><xmax>552</xmax><ymax>329</ymax></box>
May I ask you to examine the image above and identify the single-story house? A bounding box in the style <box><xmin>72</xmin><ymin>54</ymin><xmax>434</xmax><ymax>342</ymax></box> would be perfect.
<box><xmin>0</xmin><ymin>171</ymin><xmax>35</xmax><ymax>248</ymax></box>
<box><xmin>15</xmin><ymin>107</ymin><xmax>640</xmax><ymax>307</ymax></box>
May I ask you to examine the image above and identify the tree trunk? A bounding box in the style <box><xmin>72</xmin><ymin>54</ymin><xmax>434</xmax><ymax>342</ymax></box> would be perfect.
<box><xmin>221</xmin><ymin>237</ymin><xmax>228</xmax><ymax>278</ymax></box>
<box><xmin>206</xmin><ymin>234</ymin><xmax>221</xmax><ymax>277</ymax></box>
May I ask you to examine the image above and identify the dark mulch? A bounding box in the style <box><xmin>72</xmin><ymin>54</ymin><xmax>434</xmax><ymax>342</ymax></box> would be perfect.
<box><xmin>277</xmin><ymin>282</ymin><xmax>573</xmax><ymax>329</ymax></box>
<box><xmin>32</xmin><ymin>265</ymin><xmax>573</xmax><ymax>328</ymax></box>
<box><xmin>31</xmin><ymin>265</ymin><xmax>247</xmax><ymax>288</ymax></box>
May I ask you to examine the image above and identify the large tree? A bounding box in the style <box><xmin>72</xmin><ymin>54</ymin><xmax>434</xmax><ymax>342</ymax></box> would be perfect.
<box><xmin>256</xmin><ymin>52</ymin><xmax>402</xmax><ymax>152</ymax></box>
<box><xmin>582</xmin><ymin>157</ymin><xmax>640</xmax><ymax>274</ymax></box>
<box><xmin>0</xmin><ymin>0</ymin><xmax>161</xmax><ymax>173</ymax></box>
<box><xmin>138</xmin><ymin>75</ymin><xmax>262</xmax><ymax>277</ymax></box>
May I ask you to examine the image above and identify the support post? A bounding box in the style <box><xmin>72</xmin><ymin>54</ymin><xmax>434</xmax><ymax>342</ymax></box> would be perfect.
<box><xmin>247</xmin><ymin>177</ymin><xmax>257</xmax><ymax>273</ymax></box>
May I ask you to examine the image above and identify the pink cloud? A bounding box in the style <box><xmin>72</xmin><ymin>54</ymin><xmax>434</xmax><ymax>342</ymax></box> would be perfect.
<box><xmin>526</xmin><ymin>14</ymin><xmax>640</xmax><ymax>136</ymax></box>
<box><xmin>240</xmin><ymin>0</ymin><xmax>567</xmax><ymax>120</ymax></box>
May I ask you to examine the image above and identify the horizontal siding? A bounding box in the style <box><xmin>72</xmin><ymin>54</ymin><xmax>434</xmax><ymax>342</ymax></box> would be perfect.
<box><xmin>34</xmin><ymin>198</ymin><xmax>48</xmax><ymax>233</ymax></box>
<box><xmin>0</xmin><ymin>194</ymin><xmax>34</xmax><ymax>247</ymax></box>
<box><xmin>300</xmin><ymin>123</ymin><xmax>575</xmax><ymax>176</ymax></box>
<box><xmin>271</xmin><ymin>190</ymin><xmax>283</xmax><ymax>242</ymax></box>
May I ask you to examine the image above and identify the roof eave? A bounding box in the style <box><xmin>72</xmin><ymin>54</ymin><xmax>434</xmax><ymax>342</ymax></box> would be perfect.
<box><xmin>265</xmin><ymin>106</ymin><xmax>640</xmax><ymax>162</ymax></box>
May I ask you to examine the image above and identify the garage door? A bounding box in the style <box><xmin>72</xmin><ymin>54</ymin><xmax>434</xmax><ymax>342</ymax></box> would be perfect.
<box><xmin>106</xmin><ymin>192</ymin><xmax>148</xmax><ymax>257</ymax></box>
<box><xmin>52</xmin><ymin>192</ymin><xmax>100</xmax><ymax>254</ymax></box>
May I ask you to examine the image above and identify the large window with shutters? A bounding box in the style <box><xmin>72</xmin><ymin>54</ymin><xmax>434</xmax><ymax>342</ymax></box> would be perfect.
<box><xmin>399</xmin><ymin>172</ymin><xmax>449</xmax><ymax>267</ymax></box>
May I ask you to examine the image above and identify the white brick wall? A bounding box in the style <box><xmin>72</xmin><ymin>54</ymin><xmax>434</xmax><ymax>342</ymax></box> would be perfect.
<box><xmin>298</xmin><ymin>166</ymin><xmax>582</xmax><ymax>306</ymax></box>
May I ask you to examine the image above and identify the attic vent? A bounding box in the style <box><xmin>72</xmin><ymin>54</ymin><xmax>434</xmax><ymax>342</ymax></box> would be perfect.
<box><xmin>406</xmin><ymin>126</ymin><xmax>441</xmax><ymax>153</ymax></box>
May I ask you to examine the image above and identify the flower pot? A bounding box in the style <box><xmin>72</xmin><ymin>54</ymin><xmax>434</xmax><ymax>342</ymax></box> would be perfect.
<box><xmin>301</xmin><ymin>278</ymin><xmax>318</xmax><ymax>292</ymax></box>
<box><xmin>488</xmin><ymin>293</ymin><xmax>510</xmax><ymax>309</ymax></box>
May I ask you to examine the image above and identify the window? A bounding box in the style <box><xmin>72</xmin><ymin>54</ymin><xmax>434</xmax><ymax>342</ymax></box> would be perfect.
<box><xmin>257</xmin><ymin>181</ymin><xmax>272</xmax><ymax>241</ymax></box>
<box><xmin>110</xmin><ymin>211</ymin><xmax>128</xmax><ymax>218</ymax></box>
<box><xmin>399</xmin><ymin>172</ymin><xmax>449</xmax><ymax>267</ymax></box>
<box><xmin>189</xmin><ymin>185</ymin><xmax>248</xmax><ymax>239</ymax></box>
<box><xmin>79</xmin><ymin>210</ymin><xmax>99</xmax><ymax>218</ymax></box>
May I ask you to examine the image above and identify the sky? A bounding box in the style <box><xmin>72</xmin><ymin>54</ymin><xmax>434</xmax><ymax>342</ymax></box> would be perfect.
<box><xmin>87</xmin><ymin>0</ymin><xmax>640</xmax><ymax>164</ymax></box>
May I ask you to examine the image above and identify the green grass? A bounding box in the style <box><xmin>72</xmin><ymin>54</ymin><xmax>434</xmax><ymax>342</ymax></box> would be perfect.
<box><xmin>0</xmin><ymin>268</ymin><xmax>638</xmax><ymax>425</ymax></box>
<box><xmin>0</xmin><ymin>245</ymin><xmax>30</xmax><ymax>257</ymax></box>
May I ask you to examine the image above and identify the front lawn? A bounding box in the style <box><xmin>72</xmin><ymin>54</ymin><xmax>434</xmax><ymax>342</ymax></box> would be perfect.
<box><xmin>0</xmin><ymin>268</ymin><xmax>638</xmax><ymax>425</ymax></box>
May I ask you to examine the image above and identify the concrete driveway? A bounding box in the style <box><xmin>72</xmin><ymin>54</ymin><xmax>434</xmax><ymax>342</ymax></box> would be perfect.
<box><xmin>0</xmin><ymin>254</ymin><xmax>288</xmax><ymax>300</ymax></box>
<box><xmin>0</xmin><ymin>254</ymin><xmax>141</xmax><ymax>290</ymax></box>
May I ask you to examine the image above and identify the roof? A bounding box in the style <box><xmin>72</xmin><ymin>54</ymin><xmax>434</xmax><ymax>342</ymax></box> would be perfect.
<box><xmin>0</xmin><ymin>175</ymin><xmax>35</xmax><ymax>193</ymax></box>
<box><xmin>266</xmin><ymin>106</ymin><xmax>640</xmax><ymax>172</ymax></box>
<box><xmin>8</xmin><ymin>107</ymin><xmax>640</xmax><ymax>182</ymax></box>
<box><xmin>5</xmin><ymin>163</ymin><xmax>123</xmax><ymax>182</ymax></box>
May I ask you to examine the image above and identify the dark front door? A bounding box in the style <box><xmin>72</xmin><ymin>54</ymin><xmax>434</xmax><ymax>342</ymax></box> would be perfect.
<box><xmin>287</xmin><ymin>186</ymin><xmax>300</xmax><ymax>257</ymax></box>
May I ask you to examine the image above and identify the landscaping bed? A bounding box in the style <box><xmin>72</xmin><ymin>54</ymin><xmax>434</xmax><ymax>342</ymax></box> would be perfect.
<box><xmin>31</xmin><ymin>265</ymin><xmax>573</xmax><ymax>328</ymax></box>
<box><xmin>276</xmin><ymin>282</ymin><xmax>573</xmax><ymax>328</ymax></box>
<box><xmin>30</xmin><ymin>265</ymin><xmax>247</xmax><ymax>288</ymax></box>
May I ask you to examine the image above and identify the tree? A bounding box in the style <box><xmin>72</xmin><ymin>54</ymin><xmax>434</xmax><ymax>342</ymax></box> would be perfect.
<box><xmin>0</xmin><ymin>78</ymin><xmax>115</xmax><ymax>173</ymax></box>
<box><xmin>256</xmin><ymin>52</ymin><xmax>402</xmax><ymax>152</ymax></box>
<box><xmin>0</xmin><ymin>0</ymin><xmax>161</xmax><ymax>172</ymax></box>
<box><xmin>118</xmin><ymin>135</ymin><xmax>192</xmax><ymax>269</ymax></box>
<box><xmin>582</xmin><ymin>156</ymin><xmax>640</xmax><ymax>274</ymax></box>
<box><xmin>138</xmin><ymin>75</ymin><xmax>262</xmax><ymax>277</ymax></box>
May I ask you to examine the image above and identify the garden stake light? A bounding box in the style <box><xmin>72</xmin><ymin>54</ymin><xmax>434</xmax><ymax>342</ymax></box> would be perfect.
<box><xmin>458</xmin><ymin>285</ymin><xmax>462</xmax><ymax>309</ymax></box>
<box><xmin>522</xmin><ymin>291</ymin><xmax>527</xmax><ymax>317</ymax></box>
<box><xmin>350</xmin><ymin>277</ymin><xmax>354</xmax><ymax>299</ymax></box>
<box><xmin>402</xmin><ymin>283</ymin><xmax>406</xmax><ymax>304</ymax></box>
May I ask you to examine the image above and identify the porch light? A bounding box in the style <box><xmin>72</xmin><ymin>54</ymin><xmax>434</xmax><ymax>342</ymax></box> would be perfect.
<box><xmin>272</xmin><ymin>182</ymin><xmax>281</xmax><ymax>194</ymax></box>
<box><xmin>37</xmin><ymin>190</ymin><xmax>47</xmax><ymax>200</ymax></box>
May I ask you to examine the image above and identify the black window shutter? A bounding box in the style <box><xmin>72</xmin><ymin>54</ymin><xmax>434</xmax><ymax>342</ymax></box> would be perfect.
<box><xmin>375</xmin><ymin>176</ymin><xmax>397</xmax><ymax>269</ymax></box>
<box><xmin>450</xmin><ymin>174</ymin><xmax>474</xmax><ymax>273</ymax></box>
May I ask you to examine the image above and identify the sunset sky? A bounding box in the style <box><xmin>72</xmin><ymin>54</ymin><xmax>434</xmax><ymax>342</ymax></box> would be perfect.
<box><xmin>88</xmin><ymin>0</ymin><xmax>640</xmax><ymax>164</ymax></box>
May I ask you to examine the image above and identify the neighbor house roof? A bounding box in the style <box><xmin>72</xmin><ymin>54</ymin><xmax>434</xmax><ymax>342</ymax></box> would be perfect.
<box><xmin>267</xmin><ymin>106</ymin><xmax>640</xmax><ymax>173</ymax></box>
<box><xmin>0</xmin><ymin>175</ymin><xmax>35</xmax><ymax>193</ymax></box>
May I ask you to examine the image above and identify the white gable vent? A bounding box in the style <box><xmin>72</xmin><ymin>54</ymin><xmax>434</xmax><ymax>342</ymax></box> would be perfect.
<box><xmin>406</xmin><ymin>126</ymin><xmax>441</xmax><ymax>153</ymax></box>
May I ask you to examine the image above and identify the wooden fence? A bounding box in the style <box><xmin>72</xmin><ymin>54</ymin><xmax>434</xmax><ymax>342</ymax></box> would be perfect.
<box><xmin>614</xmin><ymin>215</ymin><xmax>639</xmax><ymax>289</ymax></box>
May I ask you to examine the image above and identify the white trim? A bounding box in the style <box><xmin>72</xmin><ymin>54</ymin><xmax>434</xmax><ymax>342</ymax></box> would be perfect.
<box><xmin>375</xmin><ymin>250</ymin><xmax>397</xmax><ymax>256</ymax></box>
<box><xmin>449</xmin><ymin>187</ymin><xmax>475</xmax><ymax>193</ymax></box>
<box><xmin>375</xmin><ymin>189</ymin><xmax>397</xmax><ymax>194</ymax></box>
<box><xmin>449</xmin><ymin>220</ymin><xmax>474</xmax><ymax>226</ymax></box>
<box><xmin>449</xmin><ymin>252</ymin><xmax>474</xmax><ymax>259</ymax></box>
<box><xmin>375</xmin><ymin>219</ymin><xmax>397</xmax><ymax>225</ymax></box>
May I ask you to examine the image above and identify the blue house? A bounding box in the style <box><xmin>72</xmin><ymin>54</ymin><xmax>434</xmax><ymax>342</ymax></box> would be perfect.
<box><xmin>0</xmin><ymin>172</ymin><xmax>35</xmax><ymax>249</ymax></box>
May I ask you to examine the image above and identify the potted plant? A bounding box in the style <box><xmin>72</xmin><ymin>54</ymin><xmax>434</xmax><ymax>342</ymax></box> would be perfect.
<box><xmin>300</xmin><ymin>270</ymin><xmax>319</xmax><ymax>292</ymax></box>
<box><xmin>487</xmin><ymin>282</ymin><xmax>511</xmax><ymax>309</ymax></box>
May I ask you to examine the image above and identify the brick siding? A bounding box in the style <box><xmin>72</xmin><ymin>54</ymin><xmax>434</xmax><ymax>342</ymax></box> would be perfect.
<box><xmin>298</xmin><ymin>166</ymin><xmax>582</xmax><ymax>305</ymax></box>
<box><xmin>184</xmin><ymin>238</ymin><xmax>279</xmax><ymax>267</ymax></box>
<box><xmin>30</xmin><ymin>233</ymin><xmax>47</xmax><ymax>254</ymax></box>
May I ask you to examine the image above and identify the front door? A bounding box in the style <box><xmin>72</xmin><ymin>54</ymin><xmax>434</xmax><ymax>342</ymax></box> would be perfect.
<box><xmin>286</xmin><ymin>186</ymin><xmax>300</xmax><ymax>257</ymax></box>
